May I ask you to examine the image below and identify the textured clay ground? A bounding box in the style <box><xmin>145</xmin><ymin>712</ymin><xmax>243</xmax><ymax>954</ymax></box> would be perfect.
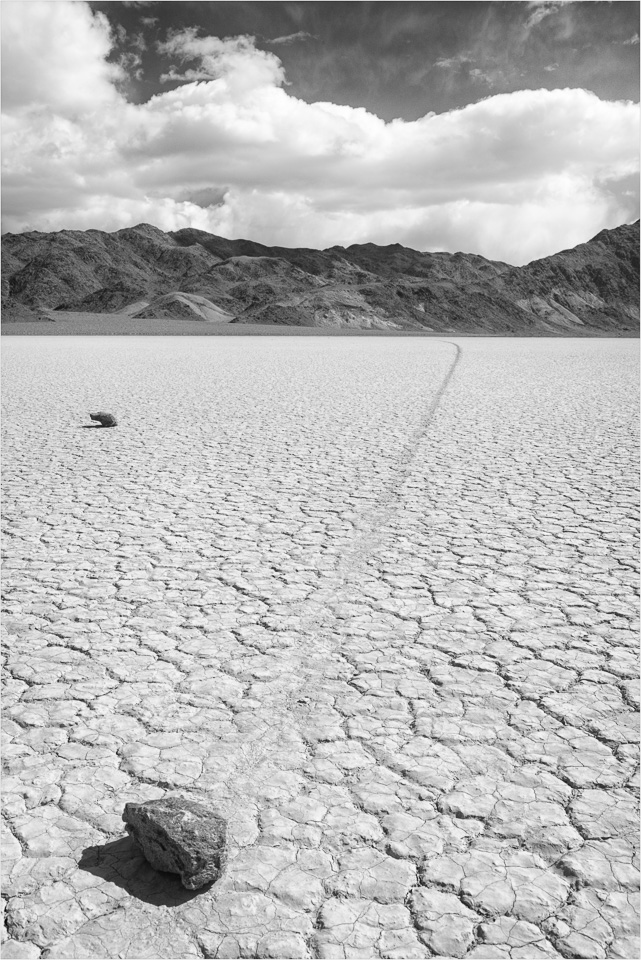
<box><xmin>1</xmin><ymin>336</ymin><xmax>639</xmax><ymax>960</ymax></box>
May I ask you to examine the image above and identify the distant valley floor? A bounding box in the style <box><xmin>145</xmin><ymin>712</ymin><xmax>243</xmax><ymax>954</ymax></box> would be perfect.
<box><xmin>3</xmin><ymin>312</ymin><xmax>638</xmax><ymax>337</ymax></box>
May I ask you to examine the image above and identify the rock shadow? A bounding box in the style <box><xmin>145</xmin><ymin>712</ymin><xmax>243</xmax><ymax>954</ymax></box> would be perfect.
<box><xmin>79</xmin><ymin>836</ymin><xmax>213</xmax><ymax>906</ymax></box>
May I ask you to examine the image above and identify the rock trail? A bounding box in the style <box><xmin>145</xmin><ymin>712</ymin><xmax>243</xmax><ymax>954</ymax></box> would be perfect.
<box><xmin>1</xmin><ymin>336</ymin><xmax>638</xmax><ymax>960</ymax></box>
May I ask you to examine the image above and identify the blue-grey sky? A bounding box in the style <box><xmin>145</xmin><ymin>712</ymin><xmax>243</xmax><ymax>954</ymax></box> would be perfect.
<box><xmin>2</xmin><ymin>1</ymin><xmax>639</xmax><ymax>263</ymax></box>
<box><xmin>92</xmin><ymin>1</ymin><xmax>641</xmax><ymax>118</ymax></box>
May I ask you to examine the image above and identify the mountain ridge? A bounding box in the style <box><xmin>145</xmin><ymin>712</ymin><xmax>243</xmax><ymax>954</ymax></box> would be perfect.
<box><xmin>2</xmin><ymin>220</ymin><xmax>638</xmax><ymax>334</ymax></box>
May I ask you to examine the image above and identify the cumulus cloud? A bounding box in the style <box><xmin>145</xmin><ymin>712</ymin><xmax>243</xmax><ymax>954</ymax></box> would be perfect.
<box><xmin>158</xmin><ymin>29</ymin><xmax>286</xmax><ymax>89</ymax></box>
<box><xmin>0</xmin><ymin>0</ymin><xmax>122</xmax><ymax>113</ymax></box>
<box><xmin>1</xmin><ymin>1</ymin><xmax>638</xmax><ymax>264</ymax></box>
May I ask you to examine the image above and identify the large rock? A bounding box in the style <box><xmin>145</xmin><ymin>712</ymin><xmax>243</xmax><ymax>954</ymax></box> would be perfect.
<box><xmin>123</xmin><ymin>797</ymin><xmax>227</xmax><ymax>890</ymax></box>
<box><xmin>89</xmin><ymin>412</ymin><xmax>117</xmax><ymax>427</ymax></box>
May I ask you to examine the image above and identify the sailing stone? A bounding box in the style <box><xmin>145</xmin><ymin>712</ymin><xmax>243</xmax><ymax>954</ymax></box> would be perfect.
<box><xmin>89</xmin><ymin>412</ymin><xmax>118</xmax><ymax>427</ymax></box>
<box><xmin>123</xmin><ymin>797</ymin><xmax>228</xmax><ymax>890</ymax></box>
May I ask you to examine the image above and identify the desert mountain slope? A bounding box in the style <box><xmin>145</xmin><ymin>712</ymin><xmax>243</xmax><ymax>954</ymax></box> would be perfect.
<box><xmin>2</xmin><ymin>220</ymin><xmax>638</xmax><ymax>333</ymax></box>
<box><xmin>498</xmin><ymin>222</ymin><xmax>640</xmax><ymax>331</ymax></box>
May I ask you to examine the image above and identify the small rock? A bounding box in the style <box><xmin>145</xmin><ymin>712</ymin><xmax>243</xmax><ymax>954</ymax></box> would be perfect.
<box><xmin>89</xmin><ymin>412</ymin><xmax>117</xmax><ymax>427</ymax></box>
<box><xmin>122</xmin><ymin>796</ymin><xmax>227</xmax><ymax>890</ymax></box>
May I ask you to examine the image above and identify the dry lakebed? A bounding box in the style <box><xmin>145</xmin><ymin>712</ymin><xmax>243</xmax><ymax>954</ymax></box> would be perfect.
<box><xmin>1</xmin><ymin>335</ymin><xmax>639</xmax><ymax>960</ymax></box>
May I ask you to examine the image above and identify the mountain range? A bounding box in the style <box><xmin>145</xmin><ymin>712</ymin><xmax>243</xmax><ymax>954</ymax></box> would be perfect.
<box><xmin>2</xmin><ymin>220</ymin><xmax>639</xmax><ymax>334</ymax></box>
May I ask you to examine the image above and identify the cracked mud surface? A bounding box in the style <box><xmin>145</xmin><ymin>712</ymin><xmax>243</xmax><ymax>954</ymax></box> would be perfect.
<box><xmin>2</xmin><ymin>336</ymin><xmax>639</xmax><ymax>960</ymax></box>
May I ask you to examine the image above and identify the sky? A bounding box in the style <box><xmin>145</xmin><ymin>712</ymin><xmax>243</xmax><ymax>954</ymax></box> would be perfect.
<box><xmin>1</xmin><ymin>1</ymin><xmax>639</xmax><ymax>264</ymax></box>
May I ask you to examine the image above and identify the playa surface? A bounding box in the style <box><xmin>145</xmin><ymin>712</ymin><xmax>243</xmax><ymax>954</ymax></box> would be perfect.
<box><xmin>2</xmin><ymin>336</ymin><xmax>639</xmax><ymax>959</ymax></box>
<box><xmin>3</xmin><ymin>314</ymin><xmax>434</xmax><ymax>337</ymax></box>
<box><xmin>3</xmin><ymin>312</ymin><xmax>636</xmax><ymax>338</ymax></box>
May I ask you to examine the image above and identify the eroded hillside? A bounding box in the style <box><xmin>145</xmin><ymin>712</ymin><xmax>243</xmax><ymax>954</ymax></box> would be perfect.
<box><xmin>2</xmin><ymin>220</ymin><xmax>638</xmax><ymax>334</ymax></box>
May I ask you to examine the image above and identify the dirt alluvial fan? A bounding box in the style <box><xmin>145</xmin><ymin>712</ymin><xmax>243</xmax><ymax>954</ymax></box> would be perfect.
<box><xmin>1</xmin><ymin>220</ymin><xmax>638</xmax><ymax>334</ymax></box>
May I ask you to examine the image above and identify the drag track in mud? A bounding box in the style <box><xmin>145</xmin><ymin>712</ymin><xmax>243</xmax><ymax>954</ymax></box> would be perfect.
<box><xmin>2</xmin><ymin>336</ymin><xmax>639</xmax><ymax>959</ymax></box>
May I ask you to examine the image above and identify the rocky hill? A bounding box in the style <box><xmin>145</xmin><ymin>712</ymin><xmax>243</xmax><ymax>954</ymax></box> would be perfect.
<box><xmin>2</xmin><ymin>220</ymin><xmax>638</xmax><ymax>334</ymax></box>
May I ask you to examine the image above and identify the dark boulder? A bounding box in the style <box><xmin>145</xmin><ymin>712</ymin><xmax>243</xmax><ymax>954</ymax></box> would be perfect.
<box><xmin>89</xmin><ymin>412</ymin><xmax>117</xmax><ymax>427</ymax></box>
<box><xmin>122</xmin><ymin>796</ymin><xmax>227</xmax><ymax>890</ymax></box>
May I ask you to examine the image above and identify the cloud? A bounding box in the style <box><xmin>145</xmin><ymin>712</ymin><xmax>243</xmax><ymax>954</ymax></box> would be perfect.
<box><xmin>433</xmin><ymin>52</ymin><xmax>503</xmax><ymax>89</ymax></box>
<box><xmin>522</xmin><ymin>1</ymin><xmax>578</xmax><ymax>43</ymax></box>
<box><xmin>0</xmin><ymin>0</ymin><xmax>123</xmax><ymax>113</ymax></box>
<box><xmin>525</xmin><ymin>1</ymin><xmax>574</xmax><ymax>27</ymax></box>
<box><xmin>1</xmin><ymin>2</ymin><xmax>638</xmax><ymax>265</ymax></box>
<box><xmin>622</xmin><ymin>33</ymin><xmax>640</xmax><ymax>45</ymax></box>
<box><xmin>468</xmin><ymin>67</ymin><xmax>495</xmax><ymax>86</ymax></box>
<box><xmin>435</xmin><ymin>54</ymin><xmax>472</xmax><ymax>70</ymax></box>
<box><xmin>158</xmin><ymin>29</ymin><xmax>285</xmax><ymax>89</ymax></box>
<box><xmin>267</xmin><ymin>31</ymin><xmax>315</xmax><ymax>46</ymax></box>
<box><xmin>117</xmin><ymin>50</ymin><xmax>144</xmax><ymax>82</ymax></box>
<box><xmin>131</xmin><ymin>31</ymin><xmax>148</xmax><ymax>52</ymax></box>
